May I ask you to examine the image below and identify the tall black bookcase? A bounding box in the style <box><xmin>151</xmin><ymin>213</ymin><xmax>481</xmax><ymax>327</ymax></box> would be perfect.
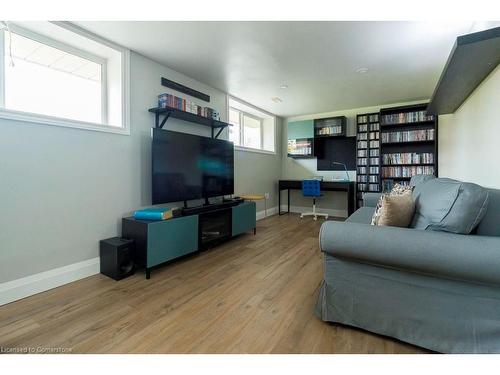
<box><xmin>356</xmin><ymin>112</ymin><xmax>380</xmax><ymax>208</ymax></box>
<box><xmin>379</xmin><ymin>103</ymin><xmax>438</xmax><ymax>192</ymax></box>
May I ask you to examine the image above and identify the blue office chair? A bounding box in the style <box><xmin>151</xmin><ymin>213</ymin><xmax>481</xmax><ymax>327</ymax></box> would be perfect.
<box><xmin>300</xmin><ymin>179</ymin><xmax>329</xmax><ymax>221</ymax></box>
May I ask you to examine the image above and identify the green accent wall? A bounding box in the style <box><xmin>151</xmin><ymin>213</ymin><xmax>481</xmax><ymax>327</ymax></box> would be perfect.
<box><xmin>147</xmin><ymin>215</ymin><xmax>198</xmax><ymax>267</ymax></box>
<box><xmin>287</xmin><ymin>120</ymin><xmax>314</xmax><ymax>140</ymax></box>
<box><xmin>232</xmin><ymin>201</ymin><xmax>256</xmax><ymax>236</ymax></box>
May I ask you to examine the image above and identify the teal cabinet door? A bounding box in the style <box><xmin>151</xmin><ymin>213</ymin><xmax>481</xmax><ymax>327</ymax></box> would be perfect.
<box><xmin>232</xmin><ymin>202</ymin><xmax>256</xmax><ymax>236</ymax></box>
<box><xmin>288</xmin><ymin>120</ymin><xmax>314</xmax><ymax>140</ymax></box>
<box><xmin>147</xmin><ymin>215</ymin><xmax>198</xmax><ymax>267</ymax></box>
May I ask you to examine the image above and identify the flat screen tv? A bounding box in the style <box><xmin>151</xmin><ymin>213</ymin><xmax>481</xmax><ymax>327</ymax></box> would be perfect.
<box><xmin>152</xmin><ymin>129</ymin><xmax>234</xmax><ymax>204</ymax></box>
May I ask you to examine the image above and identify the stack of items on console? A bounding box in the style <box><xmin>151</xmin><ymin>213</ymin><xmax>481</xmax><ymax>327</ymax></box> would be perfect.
<box><xmin>158</xmin><ymin>93</ymin><xmax>220</xmax><ymax>120</ymax></box>
<box><xmin>133</xmin><ymin>207</ymin><xmax>182</xmax><ymax>221</ymax></box>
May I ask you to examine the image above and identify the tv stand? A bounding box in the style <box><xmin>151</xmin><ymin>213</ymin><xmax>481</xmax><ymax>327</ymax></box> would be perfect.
<box><xmin>122</xmin><ymin>201</ymin><xmax>256</xmax><ymax>279</ymax></box>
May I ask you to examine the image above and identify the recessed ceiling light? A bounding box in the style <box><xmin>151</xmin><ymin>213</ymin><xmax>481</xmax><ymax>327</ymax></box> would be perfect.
<box><xmin>280</xmin><ymin>84</ymin><xmax>288</xmax><ymax>89</ymax></box>
<box><xmin>271</xmin><ymin>97</ymin><xmax>283</xmax><ymax>103</ymax></box>
<box><xmin>355</xmin><ymin>67</ymin><xmax>369</xmax><ymax>74</ymax></box>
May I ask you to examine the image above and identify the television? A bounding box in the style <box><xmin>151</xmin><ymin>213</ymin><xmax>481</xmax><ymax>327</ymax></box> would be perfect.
<box><xmin>152</xmin><ymin>129</ymin><xmax>234</xmax><ymax>204</ymax></box>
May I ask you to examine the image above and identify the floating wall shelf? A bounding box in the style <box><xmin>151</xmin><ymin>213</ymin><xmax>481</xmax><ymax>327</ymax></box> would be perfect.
<box><xmin>427</xmin><ymin>26</ymin><xmax>500</xmax><ymax>115</ymax></box>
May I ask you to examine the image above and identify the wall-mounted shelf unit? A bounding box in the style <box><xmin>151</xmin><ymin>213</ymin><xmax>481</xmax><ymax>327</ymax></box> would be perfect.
<box><xmin>356</xmin><ymin>112</ymin><xmax>380</xmax><ymax>208</ymax></box>
<box><xmin>148</xmin><ymin>106</ymin><xmax>231</xmax><ymax>139</ymax></box>
<box><xmin>287</xmin><ymin>120</ymin><xmax>315</xmax><ymax>158</ymax></box>
<box><xmin>427</xmin><ymin>26</ymin><xmax>500</xmax><ymax>115</ymax></box>
<box><xmin>314</xmin><ymin>116</ymin><xmax>347</xmax><ymax>137</ymax></box>
<box><xmin>379</xmin><ymin>103</ymin><xmax>438</xmax><ymax>192</ymax></box>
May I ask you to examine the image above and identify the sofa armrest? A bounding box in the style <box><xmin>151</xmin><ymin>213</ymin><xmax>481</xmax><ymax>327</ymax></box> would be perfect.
<box><xmin>319</xmin><ymin>221</ymin><xmax>500</xmax><ymax>285</ymax></box>
<box><xmin>362</xmin><ymin>193</ymin><xmax>382</xmax><ymax>207</ymax></box>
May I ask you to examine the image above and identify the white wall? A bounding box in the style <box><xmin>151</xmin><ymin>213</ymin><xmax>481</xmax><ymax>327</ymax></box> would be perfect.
<box><xmin>438</xmin><ymin>64</ymin><xmax>500</xmax><ymax>189</ymax></box>
<box><xmin>0</xmin><ymin>51</ymin><xmax>282</xmax><ymax>284</ymax></box>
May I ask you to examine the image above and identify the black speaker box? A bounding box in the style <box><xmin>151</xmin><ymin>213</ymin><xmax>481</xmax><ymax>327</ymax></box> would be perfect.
<box><xmin>99</xmin><ymin>237</ymin><xmax>135</xmax><ymax>280</ymax></box>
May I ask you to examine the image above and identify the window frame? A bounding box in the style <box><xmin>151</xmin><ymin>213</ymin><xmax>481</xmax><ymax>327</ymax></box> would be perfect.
<box><xmin>227</xmin><ymin>96</ymin><xmax>276</xmax><ymax>155</ymax></box>
<box><xmin>0</xmin><ymin>22</ymin><xmax>130</xmax><ymax>136</ymax></box>
<box><xmin>229</xmin><ymin>107</ymin><xmax>264</xmax><ymax>150</ymax></box>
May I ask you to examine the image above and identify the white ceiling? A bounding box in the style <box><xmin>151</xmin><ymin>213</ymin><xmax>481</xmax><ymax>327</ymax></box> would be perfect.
<box><xmin>75</xmin><ymin>21</ymin><xmax>475</xmax><ymax>117</ymax></box>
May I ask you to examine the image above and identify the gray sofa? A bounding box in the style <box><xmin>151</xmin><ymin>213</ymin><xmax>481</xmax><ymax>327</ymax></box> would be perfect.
<box><xmin>315</xmin><ymin>176</ymin><xmax>500</xmax><ymax>353</ymax></box>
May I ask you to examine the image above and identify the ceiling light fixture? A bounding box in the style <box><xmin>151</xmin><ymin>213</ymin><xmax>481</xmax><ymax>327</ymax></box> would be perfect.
<box><xmin>355</xmin><ymin>67</ymin><xmax>369</xmax><ymax>74</ymax></box>
<box><xmin>280</xmin><ymin>84</ymin><xmax>288</xmax><ymax>89</ymax></box>
<box><xmin>271</xmin><ymin>97</ymin><xmax>283</xmax><ymax>103</ymax></box>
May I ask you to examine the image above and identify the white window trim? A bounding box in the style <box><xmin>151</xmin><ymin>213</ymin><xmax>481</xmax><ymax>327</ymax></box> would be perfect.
<box><xmin>0</xmin><ymin>22</ymin><xmax>130</xmax><ymax>136</ymax></box>
<box><xmin>227</xmin><ymin>95</ymin><xmax>276</xmax><ymax>155</ymax></box>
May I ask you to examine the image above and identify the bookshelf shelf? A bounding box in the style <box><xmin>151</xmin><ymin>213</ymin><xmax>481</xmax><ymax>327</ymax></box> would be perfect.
<box><xmin>381</xmin><ymin>140</ymin><xmax>435</xmax><ymax>146</ymax></box>
<box><xmin>380</xmin><ymin>120</ymin><xmax>435</xmax><ymax>128</ymax></box>
<box><xmin>149</xmin><ymin>106</ymin><xmax>231</xmax><ymax>138</ymax></box>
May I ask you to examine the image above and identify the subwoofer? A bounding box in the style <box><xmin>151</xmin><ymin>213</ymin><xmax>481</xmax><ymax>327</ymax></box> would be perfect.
<box><xmin>99</xmin><ymin>237</ymin><xmax>135</xmax><ymax>280</ymax></box>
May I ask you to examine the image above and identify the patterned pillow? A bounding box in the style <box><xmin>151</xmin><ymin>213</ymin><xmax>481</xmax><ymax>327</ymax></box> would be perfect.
<box><xmin>371</xmin><ymin>184</ymin><xmax>414</xmax><ymax>225</ymax></box>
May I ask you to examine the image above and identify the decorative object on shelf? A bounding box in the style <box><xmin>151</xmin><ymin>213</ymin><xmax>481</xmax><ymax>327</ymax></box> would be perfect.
<box><xmin>133</xmin><ymin>207</ymin><xmax>181</xmax><ymax>221</ymax></box>
<box><xmin>161</xmin><ymin>77</ymin><xmax>210</xmax><ymax>102</ymax></box>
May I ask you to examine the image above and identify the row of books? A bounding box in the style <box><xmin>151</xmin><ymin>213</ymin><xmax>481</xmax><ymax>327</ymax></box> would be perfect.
<box><xmin>369</xmin><ymin>157</ymin><xmax>379</xmax><ymax>165</ymax></box>
<box><xmin>358</xmin><ymin>133</ymin><xmax>368</xmax><ymax>140</ymax></box>
<box><xmin>370</xmin><ymin>140</ymin><xmax>380</xmax><ymax>148</ymax></box>
<box><xmin>357</xmin><ymin>166</ymin><xmax>380</xmax><ymax>175</ymax></box>
<box><xmin>383</xmin><ymin>179</ymin><xmax>411</xmax><ymax>192</ymax></box>
<box><xmin>369</xmin><ymin>132</ymin><xmax>379</xmax><ymax>140</ymax></box>
<box><xmin>316</xmin><ymin>125</ymin><xmax>343</xmax><ymax>135</ymax></box>
<box><xmin>287</xmin><ymin>139</ymin><xmax>312</xmax><ymax>155</ymax></box>
<box><xmin>158</xmin><ymin>93</ymin><xmax>220</xmax><ymax>120</ymax></box>
<box><xmin>358</xmin><ymin>141</ymin><xmax>368</xmax><ymax>149</ymax></box>
<box><xmin>358</xmin><ymin>149</ymin><xmax>368</xmax><ymax>157</ymax></box>
<box><xmin>358</xmin><ymin>183</ymin><xmax>380</xmax><ymax>192</ymax></box>
<box><xmin>381</xmin><ymin>110</ymin><xmax>434</xmax><ymax>125</ymax></box>
<box><xmin>369</xmin><ymin>149</ymin><xmax>379</xmax><ymax>157</ymax></box>
<box><xmin>381</xmin><ymin>165</ymin><xmax>435</xmax><ymax>178</ymax></box>
<box><xmin>358</xmin><ymin>175</ymin><xmax>380</xmax><ymax>183</ymax></box>
<box><xmin>358</xmin><ymin>157</ymin><xmax>367</xmax><ymax>166</ymax></box>
<box><xmin>381</xmin><ymin>129</ymin><xmax>435</xmax><ymax>143</ymax></box>
<box><xmin>357</xmin><ymin>114</ymin><xmax>379</xmax><ymax>123</ymax></box>
<box><xmin>382</xmin><ymin>152</ymin><xmax>434</xmax><ymax>165</ymax></box>
<box><xmin>369</xmin><ymin>123</ymin><xmax>380</xmax><ymax>131</ymax></box>
<box><xmin>358</xmin><ymin>124</ymin><xmax>368</xmax><ymax>132</ymax></box>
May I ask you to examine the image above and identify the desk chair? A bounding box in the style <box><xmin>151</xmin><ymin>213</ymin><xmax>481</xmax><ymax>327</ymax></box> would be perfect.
<box><xmin>300</xmin><ymin>179</ymin><xmax>329</xmax><ymax>221</ymax></box>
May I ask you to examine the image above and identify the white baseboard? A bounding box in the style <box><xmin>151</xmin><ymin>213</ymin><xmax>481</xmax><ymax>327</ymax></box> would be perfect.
<box><xmin>0</xmin><ymin>257</ymin><xmax>100</xmax><ymax>306</ymax></box>
<box><xmin>280</xmin><ymin>204</ymin><xmax>347</xmax><ymax>218</ymax></box>
<box><xmin>256</xmin><ymin>206</ymin><xmax>278</xmax><ymax>221</ymax></box>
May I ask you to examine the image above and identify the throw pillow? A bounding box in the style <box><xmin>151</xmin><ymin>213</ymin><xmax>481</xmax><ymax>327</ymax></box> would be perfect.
<box><xmin>371</xmin><ymin>184</ymin><xmax>414</xmax><ymax>225</ymax></box>
<box><xmin>377</xmin><ymin>193</ymin><xmax>416</xmax><ymax>227</ymax></box>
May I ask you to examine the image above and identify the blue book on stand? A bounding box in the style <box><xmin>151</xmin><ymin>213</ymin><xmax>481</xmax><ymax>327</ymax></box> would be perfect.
<box><xmin>134</xmin><ymin>208</ymin><xmax>170</xmax><ymax>221</ymax></box>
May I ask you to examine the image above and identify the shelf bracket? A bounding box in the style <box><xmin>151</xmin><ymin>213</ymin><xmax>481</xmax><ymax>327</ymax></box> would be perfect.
<box><xmin>214</xmin><ymin>127</ymin><xmax>224</xmax><ymax>139</ymax></box>
<box><xmin>157</xmin><ymin>112</ymin><xmax>171</xmax><ymax>129</ymax></box>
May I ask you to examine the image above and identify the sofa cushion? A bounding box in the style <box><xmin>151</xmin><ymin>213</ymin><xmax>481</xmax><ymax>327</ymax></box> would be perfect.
<box><xmin>476</xmin><ymin>188</ymin><xmax>500</xmax><ymax>237</ymax></box>
<box><xmin>411</xmin><ymin>178</ymin><xmax>489</xmax><ymax>234</ymax></box>
<box><xmin>346</xmin><ymin>207</ymin><xmax>375</xmax><ymax>225</ymax></box>
<box><xmin>377</xmin><ymin>193</ymin><xmax>415</xmax><ymax>228</ymax></box>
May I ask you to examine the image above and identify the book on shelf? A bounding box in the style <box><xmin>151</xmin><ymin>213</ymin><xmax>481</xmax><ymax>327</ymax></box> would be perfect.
<box><xmin>358</xmin><ymin>124</ymin><xmax>368</xmax><ymax>132</ymax></box>
<box><xmin>369</xmin><ymin>175</ymin><xmax>379</xmax><ymax>183</ymax></box>
<box><xmin>358</xmin><ymin>133</ymin><xmax>368</xmax><ymax>140</ymax></box>
<box><xmin>316</xmin><ymin>125</ymin><xmax>343</xmax><ymax>135</ymax></box>
<box><xmin>357</xmin><ymin>175</ymin><xmax>368</xmax><ymax>183</ymax></box>
<box><xmin>369</xmin><ymin>157</ymin><xmax>379</xmax><ymax>165</ymax></box>
<box><xmin>358</xmin><ymin>166</ymin><xmax>367</xmax><ymax>174</ymax></box>
<box><xmin>134</xmin><ymin>208</ymin><xmax>180</xmax><ymax>221</ymax></box>
<box><xmin>369</xmin><ymin>166</ymin><xmax>379</xmax><ymax>174</ymax></box>
<box><xmin>287</xmin><ymin>139</ymin><xmax>312</xmax><ymax>156</ymax></box>
<box><xmin>382</xmin><ymin>152</ymin><xmax>434</xmax><ymax>165</ymax></box>
<box><xmin>357</xmin><ymin>141</ymin><xmax>368</xmax><ymax>149</ymax></box>
<box><xmin>358</xmin><ymin>157</ymin><xmax>367</xmax><ymax>166</ymax></box>
<box><xmin>158</xmin><ymin>93</ymin><xmax>220</xmax><ymax>120</ymax></box>
<box><xmin>358</xmin><ymin>115</ymin><xmax>368</xmax><ymax>123</ymax></box>
<box><xmin>369</xmin><ymin>132</ymin><xmax>379</xmax><ymax>140</ymax></box>
<box><xmin>369</xmin><ymin>149</ymin><xmax>379</xmax><ymax>157</ymax></box>
<box><xmin>357</xmin><ymin>150</ymin><xmax>368</xmax><ymax>157</ymax></box>
<box><xmin>381</xmin><ymin>165</ymin><xmax>435</xmax><ymax>178</ymax></box>
<box><xmin>369</xmin><ymin>123</ymin><xmax>380</xmax><ymax>131</ymax></box>
<box><xmin>381</xmin><ymin>129</ymin><xmax>435</xmax><ymax>143</ymax></box>
<box><xmin>381</xmin><ymin>110</ymin><xmax>434</xmax><ymax>125</ymax></box>
<box><xmin>369</xmin><ymin>140</ymin><xmax>380</xmax><ymax>148</ymax></box>
<box><xmin>369</xmin><ymin>114</ymin><xmax>379</xmax><ymax>122</ymax></box>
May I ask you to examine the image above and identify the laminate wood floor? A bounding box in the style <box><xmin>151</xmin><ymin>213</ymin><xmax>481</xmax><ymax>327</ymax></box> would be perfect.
<box><xmin>0</xmin><ymin>214</ymin><xmax>426</xmax><ymax>354</ymax></box>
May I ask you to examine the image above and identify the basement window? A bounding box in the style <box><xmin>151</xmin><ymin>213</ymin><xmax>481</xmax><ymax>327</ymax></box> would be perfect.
<box><xmin>228</xmin><ymin>96</ymin><xmax>276</xmax><ymax>154</ymax></box>
<box><xmin>0</xmin><ymin>22</ymin><xmax>130</xmax><ymax>134</ymax></box>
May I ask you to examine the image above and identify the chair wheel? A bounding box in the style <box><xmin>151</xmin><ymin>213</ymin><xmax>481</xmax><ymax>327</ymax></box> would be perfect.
<box><xmin>313</xmin><ymin>216</ymin><xmax>317</xmax><ymax>221</ymax></box>
<box><xmin>325</xmin><ymin>216</ymin><xmax>329</xmax><ymax>220</ymax></box>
